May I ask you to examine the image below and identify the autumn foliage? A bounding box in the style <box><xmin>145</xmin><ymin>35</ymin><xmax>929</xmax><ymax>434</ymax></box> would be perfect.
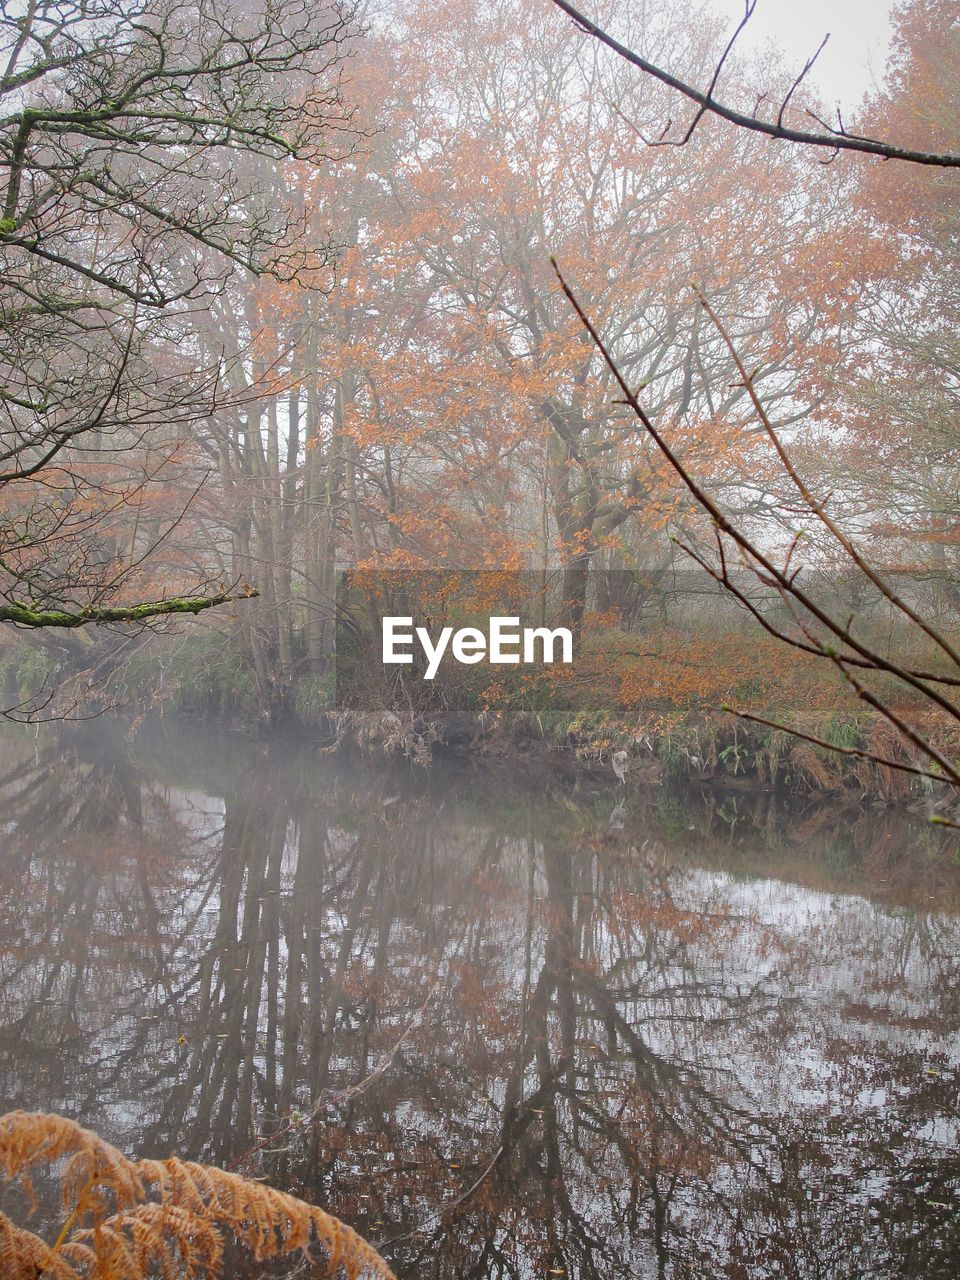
<box><xmin>0</xmin><ymin>1111</ymin><xmax>394</xmax><ymax>1280</ymax></box>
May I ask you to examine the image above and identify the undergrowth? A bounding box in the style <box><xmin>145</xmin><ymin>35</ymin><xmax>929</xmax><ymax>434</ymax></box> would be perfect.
<box><xmin>3</xmin><ymin>610</ymin><xmax>957</xmax><ymax>805</ymax></box>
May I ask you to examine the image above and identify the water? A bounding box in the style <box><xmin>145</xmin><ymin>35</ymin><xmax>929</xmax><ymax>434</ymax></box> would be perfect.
<box><xmin>0</xmin><ymin>719</ymin><xmax>958</xmax><ymax>1277</ymax></box>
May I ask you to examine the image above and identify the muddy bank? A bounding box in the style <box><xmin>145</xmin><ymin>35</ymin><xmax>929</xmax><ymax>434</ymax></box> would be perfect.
<box><xmin>309</xmin><ymin>707</ymin><xmax>959</xmax><ymax>824</ymax></box>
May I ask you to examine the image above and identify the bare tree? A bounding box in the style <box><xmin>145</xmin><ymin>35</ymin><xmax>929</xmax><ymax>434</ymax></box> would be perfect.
<box><xmin>0</xmin><ymin>0</ymin><xmax>357</xmax><ymax>645</ymax></box>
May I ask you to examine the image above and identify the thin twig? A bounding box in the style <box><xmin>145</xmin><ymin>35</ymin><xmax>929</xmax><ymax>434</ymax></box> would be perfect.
<box><xmin>551</xmin><ymin>259</ymin><xmax>960</xmax><ymax>800</ymax></box>
<box><xmin>550</xmin><ymin>0</ymin><xmax>960</xmax><ymax>166</ymax></box>
<box><xmin>721</xmin><ymin>705</ymin><xmax>945</xmax><ymax>783</ymax></box>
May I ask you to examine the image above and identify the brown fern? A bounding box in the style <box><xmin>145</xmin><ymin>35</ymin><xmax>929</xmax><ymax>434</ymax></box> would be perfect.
<box><xmin>0</xmin><ymin>1111</ymin><xmax>395</xmax><ymax>1280</ymax></box>
<box><xmin>787</xmin><ymin>742</ymin><xmax>837</xmax><ymax>790</ymax></box>
<box><xmin>1</xmin><ymin>1211</ymin><xmax>79</xmax><ymax>1280</ymax></box>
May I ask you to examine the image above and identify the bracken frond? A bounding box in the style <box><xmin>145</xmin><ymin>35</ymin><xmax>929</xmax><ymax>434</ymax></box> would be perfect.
<box><xmin>788</xmin><ymin>742</ymin><xmax>836</xmax><ymax>790</ymax></box>
<box><xmin>0</xmin><ymin>1111</ymin><xmax>396</xmax><ymax>1280</ymax></box>
<box><xmin>0</xmin><ymin>1212</ymin><xmax>80</xmax><ymax>1280</ymax></box>
<box><xmin>0</xmin><ymin>1110</ymin><xmax>144</xmax><ymax>1217</ymax></box>
<box><xmin>61</xmin><ymin>1203</ymin><xmax>224</xmax><ymax>1280</ymax></box>
<box><xmin>135</xmin><ymin>1158</ymin><xmax>394</xmax><ymax>1277</ymax></box>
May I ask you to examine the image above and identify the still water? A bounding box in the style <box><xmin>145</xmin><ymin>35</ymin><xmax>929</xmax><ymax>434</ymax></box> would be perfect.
<box><xmin>0</xmin><ymin>719</ymin><xmax>958</xmax><ymax>1278</ymax></box>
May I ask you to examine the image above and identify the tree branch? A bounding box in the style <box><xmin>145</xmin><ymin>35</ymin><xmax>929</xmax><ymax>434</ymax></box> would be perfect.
<box><xmin>0</xmin><ymin>588</ymin><xmax>257</xmax><ymax>629</ymax></box>
<box><xmin>549</xmin><ymin>0</ymin><xmax>960</xmax><ymax>167</ymax></box>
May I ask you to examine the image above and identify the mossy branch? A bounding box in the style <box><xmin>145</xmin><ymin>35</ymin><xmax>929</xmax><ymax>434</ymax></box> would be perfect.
<box><xmin>0</xmin><ymin>589</ymin><xmax>258</xmax><ymax>629</ymax></box>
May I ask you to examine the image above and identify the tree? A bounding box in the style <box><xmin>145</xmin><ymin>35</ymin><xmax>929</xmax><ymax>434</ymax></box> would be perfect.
<box><xmin>266</xmin><ymin>0</ymin><xmax>847</xmax><ymax>634</ymax></box>
<box><xmin>828</xmin><ymin>0</ymin><xmax>960</xmax><ymax>594</ymax></box>
<box><xmin>180</xmin><ymin>0</ymin><xmax>865</xmax><ymax>725</ymax></box>
<box><xmin>0</xmin><ymin>0</ymin><xmax>356</xmax><ymax>653</ymax></box>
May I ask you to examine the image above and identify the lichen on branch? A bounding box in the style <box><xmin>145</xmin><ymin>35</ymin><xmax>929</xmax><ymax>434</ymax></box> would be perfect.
<box><xmin>0</xmin><ymin>589</ymin><xmax>258</xmax><ymax>629</ymax></box>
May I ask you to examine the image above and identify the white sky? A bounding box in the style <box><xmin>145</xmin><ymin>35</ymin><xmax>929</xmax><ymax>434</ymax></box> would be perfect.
<box><xmin>710</xmin><ymin>0</ymin><xmax>897</xmax><ymax>107</ymax></box>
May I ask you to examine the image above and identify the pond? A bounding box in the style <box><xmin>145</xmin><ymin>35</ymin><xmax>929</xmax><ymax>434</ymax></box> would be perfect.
<box><xmin>0</xmin><ymin>719</ymin><xmax>958</xmax><ymax>1278</ymax></box>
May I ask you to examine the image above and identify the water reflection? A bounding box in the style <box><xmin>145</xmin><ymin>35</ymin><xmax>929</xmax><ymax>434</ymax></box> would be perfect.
<box><xmin>0</xmin><ymin>721</ymin><xmax>958</xmax><ymax>1277</ymax></box>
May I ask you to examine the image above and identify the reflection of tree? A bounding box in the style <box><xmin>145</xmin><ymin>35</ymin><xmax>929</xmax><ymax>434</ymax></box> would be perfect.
<box><xmin>0</xmin><ymin>725</ymin><xmax>958</xmax><ymax>1276</ymax></box>
<box><xmin>0</xmin><ymin>727</ymin><xmax>185</xmax><ymax>1105</ymax></box>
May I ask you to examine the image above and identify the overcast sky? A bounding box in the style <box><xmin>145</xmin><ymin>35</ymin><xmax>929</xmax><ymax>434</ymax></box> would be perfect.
<box><xmin>710</xmin><ymin>0</ymin><xmax>897</xmax><ymax>107</ymax></box>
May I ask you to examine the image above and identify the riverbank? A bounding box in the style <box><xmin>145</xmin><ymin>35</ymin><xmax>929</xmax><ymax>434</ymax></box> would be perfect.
<box><xmin>3</xmin><ymin>617</ymin><xmax>958</xmax><ymax>816</ymax></box>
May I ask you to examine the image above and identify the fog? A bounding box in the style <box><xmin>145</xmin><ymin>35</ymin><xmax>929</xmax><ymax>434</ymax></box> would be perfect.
<box><xmin>0</xmin><ymin>2</ymin><xmax>958</xmax><ymax>1275</ymax></box>
<box><xmin>711</xmin><ymin>0</ymin><xmax>895</xmax><ymax>103</ymax></box>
